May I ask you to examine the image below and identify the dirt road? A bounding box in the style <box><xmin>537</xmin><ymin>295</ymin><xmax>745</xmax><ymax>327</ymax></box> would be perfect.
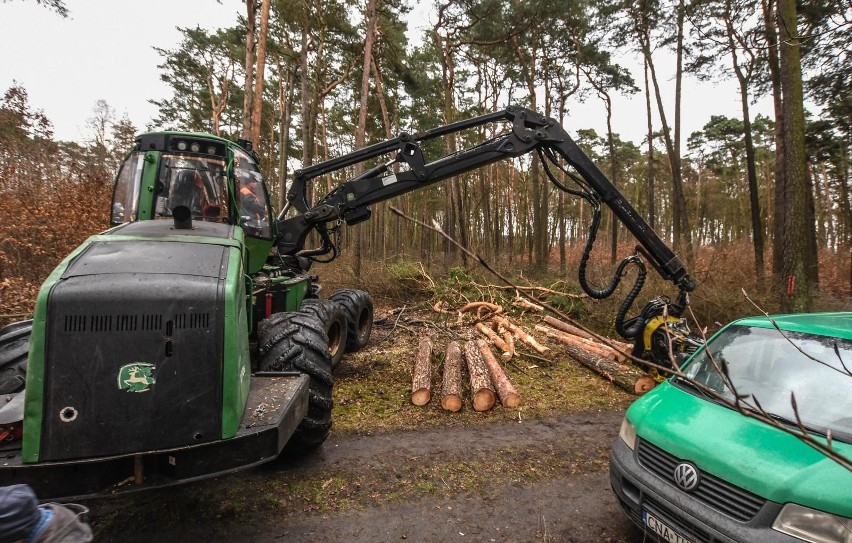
<box><xmin>91</xmin><ymin>410</ymin><xmax>644</xmax><ymax>542</ymax></box>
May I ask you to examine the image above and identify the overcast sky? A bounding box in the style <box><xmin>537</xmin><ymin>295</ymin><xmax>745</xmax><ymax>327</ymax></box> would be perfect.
<box><xmin>1</xmin><ymin>0</ymin><xmax>773</xmax><ymax>147</ymax></box>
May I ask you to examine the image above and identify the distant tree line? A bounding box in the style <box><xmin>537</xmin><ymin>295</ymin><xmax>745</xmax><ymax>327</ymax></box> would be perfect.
<box><xmin>1</xmin><ymin>0</ymin><xmax>850</xmax><ymax>313</ymax></box>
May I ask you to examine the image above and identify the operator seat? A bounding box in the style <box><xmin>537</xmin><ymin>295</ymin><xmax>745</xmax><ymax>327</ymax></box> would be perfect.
<box><xmin>170</xmin><ymin>170</ymin><xmax>204</xmax><ymax>217</ymax></box>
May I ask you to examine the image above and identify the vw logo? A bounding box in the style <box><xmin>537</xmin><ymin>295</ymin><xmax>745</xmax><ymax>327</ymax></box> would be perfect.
<box><xmin>673</xmin><ymin>462</ymin><xmax>700</xmax><ymax>491</ymax></box>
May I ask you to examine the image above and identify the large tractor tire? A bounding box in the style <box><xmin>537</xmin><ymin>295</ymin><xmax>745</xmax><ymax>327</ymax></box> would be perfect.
<box><xmin>0</xmin><ymin>320</ymin><xmax>33</xmax><ymax>395</ymax></box>
<box><xmin>299</xmin><ymin>299</ymin><xmax>348</xmax><ymax>370</ymax></box>
<box><xmin>257</xmin><ymin>312</ymin><xmax>333</xmax><ymax>453</ymax></box>
<box><xmin>329</xmin><ymin>289</ymin><xmax>373</xmax><ymax>353</ymax></box>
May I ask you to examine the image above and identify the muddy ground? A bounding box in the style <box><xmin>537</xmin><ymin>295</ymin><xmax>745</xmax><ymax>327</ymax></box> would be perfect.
<box><xmin>87</xmin><ymin>411</ymin><xmax>645</xmax><ymax>542</ymax></box>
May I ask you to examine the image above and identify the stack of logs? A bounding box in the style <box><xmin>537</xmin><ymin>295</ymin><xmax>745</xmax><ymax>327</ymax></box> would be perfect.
<box><xmin>411</xmin><ymin>337</ymin><xmax>520</xmax><ymax>412</ymax></box>
<box><xmin>413</xmin><ymin>300</ymin><xmax>656</xmax><ymax>405</ymax></box>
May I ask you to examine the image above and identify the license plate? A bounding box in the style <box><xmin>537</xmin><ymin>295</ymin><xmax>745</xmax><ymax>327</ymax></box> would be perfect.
<box><xmin>642</xmin><ymin>511</ymin><xmax>696</xmax><ymax>543</ymax></box>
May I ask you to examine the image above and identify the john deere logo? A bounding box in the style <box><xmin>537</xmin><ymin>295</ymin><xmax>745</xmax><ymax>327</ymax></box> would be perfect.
<box><xmin>118</xmin><ymin>363</ymin><xmax>156</xmax><ymax>392</ymax></box>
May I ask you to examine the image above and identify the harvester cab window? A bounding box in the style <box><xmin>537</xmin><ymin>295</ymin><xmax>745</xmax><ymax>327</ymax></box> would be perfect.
<box><xmin>233</xmin><ymin>148</ymin><xmax>271</xmax><ymax>239</ymax></box>
<box><xmin>111</xmin><ymin>151</ymin><xmax>144</xmax><ymax>224</ymax></box>
<box><xmin>155</xmin><ymin>155</ymin><xmax>228</xmax><ymax>222</ymax></box>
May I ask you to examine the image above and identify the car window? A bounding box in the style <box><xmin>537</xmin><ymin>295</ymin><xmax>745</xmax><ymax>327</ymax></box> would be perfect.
<box><xmin>683</xmin><ymin>325</ymin><xmax>852</xmax><ymax>441</ymax></box>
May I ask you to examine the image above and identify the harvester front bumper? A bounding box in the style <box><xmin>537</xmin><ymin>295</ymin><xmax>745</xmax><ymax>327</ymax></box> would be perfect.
<box><xmin>0</xmin><ymin>374</ymin><xmax>308</xmax><ymax>501</ymax></box>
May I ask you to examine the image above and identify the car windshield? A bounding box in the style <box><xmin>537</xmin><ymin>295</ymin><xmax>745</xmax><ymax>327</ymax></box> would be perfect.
<box><xmin>681</xmin><ymin>324</ymin><xmax>852</xmax><ymax>442</ymax></box>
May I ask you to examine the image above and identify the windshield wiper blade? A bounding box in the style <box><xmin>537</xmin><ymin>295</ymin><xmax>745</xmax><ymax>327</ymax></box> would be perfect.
<box><xmin>673</xmin><ymin>377</ymin><xmax>713</xmax><ymax>399</ymax></box>
<box><xmin>743</xmin><ymin>407</ymin><xmax>827</xmax><ymax>437</ymax></box>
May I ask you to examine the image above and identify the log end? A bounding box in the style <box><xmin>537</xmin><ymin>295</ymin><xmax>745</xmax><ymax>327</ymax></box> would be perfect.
<box><xmin>500</xmin><ymin>351</ymin><xmax>512</xmax><ymax>362</ymax></box>
<box><xmin>441</xmin><ymin>395</ymin><xmax>463</xmax><ymax>412</ymax></box>
<box><xmin>634</xmin><ymin>376</ymin><xmax>657</xmax><ymax>395</ymax></box>
<box><xmin>411</xmin><ymin>389</ymin><xmax>431</xmax><ymax>406</ymax></box>
<box><xmin>501</xmin><ymin>393</ymin><xmax>521</xmax><ymax>408</ymax></box>
<box><xmin>472</xmin><ymin>389</ymin><xmax>496</xmax><ymax>412</ymax></box>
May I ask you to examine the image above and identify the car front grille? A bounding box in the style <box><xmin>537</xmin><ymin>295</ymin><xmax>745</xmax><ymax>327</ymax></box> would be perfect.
<box><xmin>637</xmin><ymin>439</ymin><xmax>766</xmax><ymax>521</ymax></box>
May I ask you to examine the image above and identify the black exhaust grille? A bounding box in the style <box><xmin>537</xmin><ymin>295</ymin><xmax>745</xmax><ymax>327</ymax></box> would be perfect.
<box><xmin>64</xmin><ymin>315</ymin><xmax>86</xmax><ymax>332</ymax></box>
<box><xmin>63</xmin><ymin>314</ymin><xmax>170</xmax><ymax>333</ymax></box>
<box><xmin>174</xmin><ymin>313</ymin><xmax>211</xmax><ymax>330</ymax></box>
<box><xmin>142</xmin><ymin>314</ymin><xmax>162</xmax><ymax>331</ymax></box>
<box><xmin>90</xmin><ymin>315</ymin><xmax>112</xmax><ymax>332</ymax></box>
<box><xmin>638</xmin><ymin>439</ymin><xmax>765</xmax><ymax>521</ymax></box>
<box><xmin>116</xmin><ymin>315</ymin><xmax>137</xmax><ymax>331</ymax></box>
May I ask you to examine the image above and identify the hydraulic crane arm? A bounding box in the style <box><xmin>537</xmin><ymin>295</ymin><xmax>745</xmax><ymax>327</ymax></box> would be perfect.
<box><xmin>278</xmin><ymin>105</ymin><xmax>694</xmax><ymax>295</ymax></box>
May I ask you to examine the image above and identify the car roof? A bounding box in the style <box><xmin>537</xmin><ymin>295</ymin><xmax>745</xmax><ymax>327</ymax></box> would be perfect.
<box><xmin>732</xmin><ymin>312</ymin><xmax>852</xmax><ymax>340</ymax></box>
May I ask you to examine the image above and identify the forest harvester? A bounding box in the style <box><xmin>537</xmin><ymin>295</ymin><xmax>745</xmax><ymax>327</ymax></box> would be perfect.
<box><xmin>0</xmin><ymin>105</ymin><xmax>698</xmax><ymax>500</ymax></box>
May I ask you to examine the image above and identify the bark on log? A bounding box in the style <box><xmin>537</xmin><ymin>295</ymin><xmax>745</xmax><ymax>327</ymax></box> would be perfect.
<box><xmin>535</xmin><ymin>325</ymin><xmax>629</xmax><ymax>363</ymax></box>
<box><xmin>512</xmin><ymin>296</ymin><xmax>544</xmax><ymax>312</ymax></box>
<box><xmin>493</xmin><ymin>316</ymin><xmax>549</xmax><ymax>354</ymax></box>
<box><xmin>441</xmin><ymin>341</ymin><xmax>463</xmax><ymax>412</ymax></box>
<box><xmin>464</xmin><ymin>340</ymin><xmax>496</xmax><ymax>411</ymax></box>
<box><xmin>542</xmin><ymin>315</ymin><xmax>596</xmax><ymax>341</ymax></box>
<box><xmin>503</xmin><ymin>331</ymin><xmax>515</xmax><ymax>358</ymax></box>
<box><xmin>475</xmin><ymin>322</ymin><xmax>512</xmax><ymax>361</ymax></box>
<box><xmin>476</xmin><ymin>340</ymin><xmax>520</xmax><ymax>407</ymax></box>
<box><xmin>558</xmin><ymin>340</ymin><xmax>655</xmax><ymax>396</ymax></box>
<box><xmin>410</xmin><ymin>337</ymin><xmax>433</xmax><ymax>406</ymax></box>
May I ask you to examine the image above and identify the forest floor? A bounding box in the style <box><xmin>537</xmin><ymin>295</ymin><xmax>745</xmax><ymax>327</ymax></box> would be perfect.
<box><xmin>84</xmin><ymin>297</ymin><xmax>648</xmax><ymax>543</ymax></box>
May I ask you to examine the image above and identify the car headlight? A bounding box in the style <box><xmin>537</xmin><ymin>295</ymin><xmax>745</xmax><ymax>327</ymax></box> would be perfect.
<box><xmin>618</xmin><ymin>417</ymin><xmax>636</xmax><ymax>450</ymax></box>
<box><xmin>772</xmin><ymin>503</ymin><xmax>852</xmax><ymax>543</ymax></box>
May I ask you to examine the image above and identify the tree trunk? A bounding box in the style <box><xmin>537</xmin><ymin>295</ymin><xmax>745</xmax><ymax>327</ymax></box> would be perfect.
<box><xmin>644</xmin><ymin>58</ymin><xmax>656</xmax><ymax>230</ymax></box>
<box><xmin>724</xmin><ymin>6</ymin><xmax>765</xmax><ymax>288</ymax></box>
<box><xmin>299</xmin><ymin>19</ymin><xmax>314</xmax><ymax>170</ymax></box>
<box><xmin>441</xmin><ymin>341</ymin><xmax>464</xmax><ymax>412</ymax></box>
<box><xmin>633</xmin><ymin>2</ymin><xmax>689</xmax><ymax>251</ymax></box>
<box><xmin>241</xmin><ymin>0</ymin><xmax>257</xmax><ymax>141</ymax></box>
<box><xmin>249</xmin><ymin>0</ymin><xmax>271</xmax><ymax>148</ymax></box>
<box><xmin>276</xmin><ymin>58</ymin><xmax>293</xmax><ymax>212</ymax></box>
<box><xmin>463</xmin><ymin>340</ymin><xmax>496</xmax><ymax>412</ymax></box>
<box><xmin>352</xmin><ymin>0</ymin><xmax>379</xmax><ymax>279</ymax></box>
<box><xmin>476</xmin><ymin>340</ymin><xmax>520</xmax><ymax>407</ymax></box>
<box><xmin>763</xmin><ymin>0</ymin><xmax>786</xmax><ymax>276</ymax></box>
<box><xmin>778</xmin><ymin>0</ymin><xmax>814</xmax><ymax>312</ymax></box>
<box><xmin>411</xmin><ymin>337</ymin><xmax>433</xmax><ymax>406</ymax></box>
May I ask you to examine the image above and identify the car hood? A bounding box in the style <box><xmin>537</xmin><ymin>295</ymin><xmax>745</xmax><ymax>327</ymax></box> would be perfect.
<box><xmin>628</xmin><ymin>383</ymin><xmax>852</xmax><ymax>517</ymax></box>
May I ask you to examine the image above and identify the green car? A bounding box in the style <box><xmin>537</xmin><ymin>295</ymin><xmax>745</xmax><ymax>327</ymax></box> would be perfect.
<box><xmin>610</xmin><ymin>312</ymin><xmax>852</xmax><ymax>543</ymax></box>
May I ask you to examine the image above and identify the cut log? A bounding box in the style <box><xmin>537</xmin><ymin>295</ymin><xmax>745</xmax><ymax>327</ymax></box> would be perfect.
<box><xmin>493</xmin><ymin>316</ymin><xmax>549</xmax><ymax>354</ymax></box>
<box><xmin>441</xmin><ymin>341</ymin><xmax>464</xmax><ymax>412</ymax></box>
<box><xmin>410</xmin><ymin>337</ymin><xmax>433</xmax><ymax>406</ymax></box>
<box><xmin>559</xmin><ymin>340</ymin><xmax>655</xmax><ymax>396</ymax></box>
<box><xmin>512</xmin><ymin>296</ymin><xmax>544</xmax><ymax>312</ymax></box>
<box><xmin>475</xmin><ymin>322</ymin><xmax>512</xmax><ymax>361</ymax></box>
<box><xmin>542</xmin><ymin>315</ymin><xmax>596</xmax><ymax>341</ymax></box>
<box><xmin>634</xmin><ymin>375</ymin><xmax>657</xmax><ymax>395</ymax></box>
<box><xmin>464</xmin><ymin>340</ymin><xmax>496</xmax><ymax>411</ymax></box>
<box><xmin>503</xmin><ymin>331</ymin><xmax>515</xmax><ymax>358</ymax></box>
<box><xmin>476</xmin><ymin>340</ymin><xmax>520</xmax><ymax>407</ymax></box>
<box><xmin>535</xmin><ymin>325</ymin><xmax>629</xmax><ymax>363</ymax></box>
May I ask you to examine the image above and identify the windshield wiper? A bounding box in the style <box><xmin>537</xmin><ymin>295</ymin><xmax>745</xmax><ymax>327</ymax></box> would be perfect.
<box><xmin>742</xmin><ymin>407</ymin><xmax>827</xmax><ymax>437</ymax></box>
<box><xmin>673</xmin><ymin>377</ymin><xmax>715</xmax><ymax>400</ymax></box>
